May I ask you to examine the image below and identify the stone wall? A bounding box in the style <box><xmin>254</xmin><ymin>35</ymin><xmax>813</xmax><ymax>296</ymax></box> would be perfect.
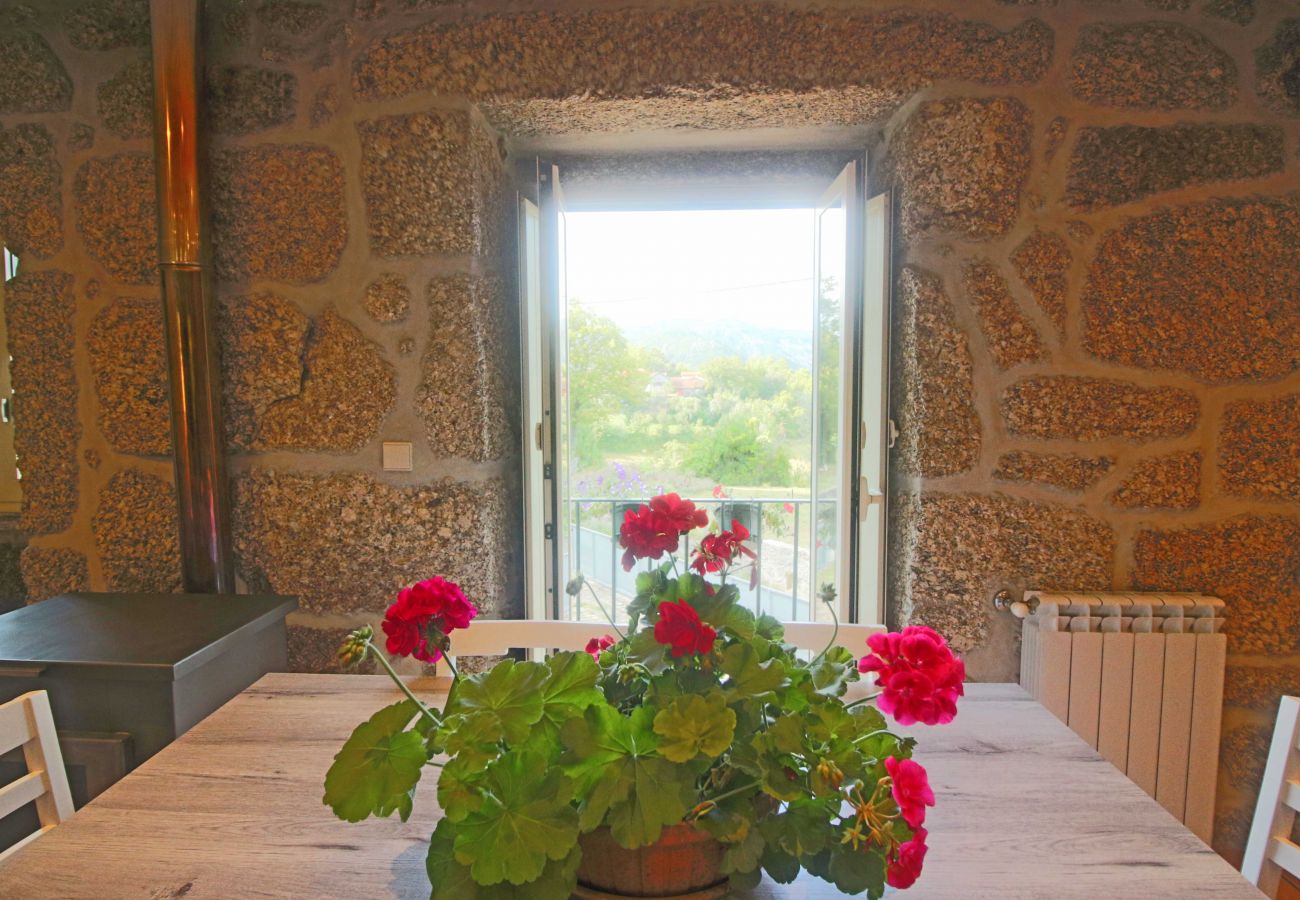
<box><xmin>0</xmin><ymin>0</ymin><xmax>1296</xmax><ymax>865</ymax></box>
<box><xmin>0</xmin><ymin>0</ymin><xmax>520</xmax><ymax>671</ymax></box>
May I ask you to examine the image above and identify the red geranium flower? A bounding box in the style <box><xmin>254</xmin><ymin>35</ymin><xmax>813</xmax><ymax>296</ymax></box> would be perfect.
<box><xmin>381</xmin><ymin>576</ymin><xmax>477</xmax><ymax>663</ymax></box>
<box><xmin>653</xmin><ymin>599</ymin><xmax>717</xmax><ymax>657</ymax></box>
<box><xmin>648</xmin><ymin>493</ymin><xmax>708</xmax><ymax>535</ymax></box>
<box><xmin>690</xmin><ymin>519</ymin><xmax>757</xmax><ymax>575</ymax></box>
<box><xmin>618</xmin><ymin>506</ymin><xmax>677</xmax><ymax>571</ymax></box>
<box><xmin>584</xmin><ymin>634</ymin><xmax>616</xmax><ymax>659</ymax></box>
<box><xmin>884</xmin><ymin>756</ymin><xmax>934</xmax><ymax>828</ymax></box>
<box><xmin>858</xmin><ymin>625</ymin><xmax>964</xmax><ymax>726</ymax></box>
<box><xmin>886</xmin><ymin>826</ymin><xmax>928</xmax><ymax>889</ymax></box>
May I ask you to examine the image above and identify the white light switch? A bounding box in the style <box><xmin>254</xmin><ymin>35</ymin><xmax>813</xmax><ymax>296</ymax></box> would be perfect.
<box><xmin>382</xmin><ymin>441</ymin><xmax>413</xmax><ymax>472</ymax></box>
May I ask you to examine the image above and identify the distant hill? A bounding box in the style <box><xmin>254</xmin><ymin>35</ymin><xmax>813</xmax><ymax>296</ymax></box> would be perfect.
<box><xmin>624</xmin><ymin>320</ymin><xmax>812</xmax><ymax>370</ymax></box>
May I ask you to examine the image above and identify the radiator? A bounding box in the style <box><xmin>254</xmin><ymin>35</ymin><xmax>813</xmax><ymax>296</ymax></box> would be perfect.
<box><xmin>1019</xmin><ymin>591</ymin><xmax>1226</xmax><ymax>843</ymax></box>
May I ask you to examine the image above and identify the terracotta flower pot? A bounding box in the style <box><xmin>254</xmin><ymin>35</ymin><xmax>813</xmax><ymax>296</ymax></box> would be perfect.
<box><xmin>573</xmin><ymin>823</ymin><xmax>730</xmax><ymax>899</ymax></box>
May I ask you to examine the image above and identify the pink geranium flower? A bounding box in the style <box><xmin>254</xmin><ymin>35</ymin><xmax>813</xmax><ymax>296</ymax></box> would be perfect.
<box><xmin>381</xmin><ymin>576</ymin><xmax>477</xmax><ymax>663</ymax></box>
<box><xmin>858</xmin><ymin>625</ymin><xmax>964</xmax><ymax>726</ymax></box>
<box><xmin>884</xmin><ymin>756</ymin><xmax>935</xmax><ymax>828</ymax></box>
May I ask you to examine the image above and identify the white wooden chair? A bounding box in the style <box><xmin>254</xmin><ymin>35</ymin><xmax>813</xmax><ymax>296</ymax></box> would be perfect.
<box><xmin>0</xmin><ymin>691</ymin><xmax>74</xmax><ymax>862</ymax></box>
<box><xmin>446</xmin><ymin>618</ymin><xmax>884</xmax><ymax>664</ymax></box>
<box><xmin>1242</xmin><ymin>695</ymin><xmax>1300</xmax><ymax>897</ymax></box>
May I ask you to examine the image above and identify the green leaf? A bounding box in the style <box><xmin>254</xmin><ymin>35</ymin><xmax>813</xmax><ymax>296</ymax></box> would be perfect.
<box><xmin>452</xmin><ymin>749</ymin><xmax>580</xmax><ymax>886</ymax></box>
<box><xmin>767</xmin><ymin>714</ymin><xmax>805</xmax><ymax>755</ymax></box>
<box><xmin>652</xmin><ymin>692</ymin><xmax>736</xmax><ymax>763</ymax></box>
<box><xmin>826</xmin><ymin>842</ymin><xmax>886</xmax><ymax>897</ymax></box>
<box><xmin>722</xmin><ymin>602</ymin><xmax>757</xmax><ymax>640</ymax></box>
<box><xmin>560</xmin><ymin>705</ymin><xmax>694</xmax><ymax>846</ymax></box>
<box><xmin>541</xmin><ymin>652</ymin><xmax>603</xmax><ymax>719</ymax></box>
<box><xmin>625</xmin><ymin>628</ymin><xmax>669</xmax><ymax>675</ymax></box>
<box><xmin>721</xmin><ymin>642</ymin><xmax>786</xmax><ymax>698</ymax></box>
<box><xmin>755</xmin><ymin>613</ymin><xmax>785</xmax><ymax>641</ymax></box>
<box><xmin>448</xmin><ymin>659</ymin><xmax>550</xmax><ymax>746</ymax></box>
<box><xmin>721</xmin><ymin>825</ymin><xmax>765</xmax><ymax>875</ymax></box>
<box><xmin>810</xmin><ymin>647</ymin><xmax>858</xmax><ymax>697</ymax></box>
<box><xmin>767</xmin><ymin>799</ymin><xmax>837</xmax><ymax>858</ymax></box>
<box><xmin>437</xmin><ymin>754</ymin><xmax>486</xmax><ymax>823</ymax></box>
<box><xmin>761</xmin><ymin>846</ymin><xmax>802</xmax><ymax>884</ymax></box>
<box><xmin>428</xmin><ymin>818</ymin><xmax>581</xmax><ymax>900</ymax></box>
<box><xmin>323</xmin><ymin>700</ymin><xmax>428</xmax><ymax>823</ymax></box>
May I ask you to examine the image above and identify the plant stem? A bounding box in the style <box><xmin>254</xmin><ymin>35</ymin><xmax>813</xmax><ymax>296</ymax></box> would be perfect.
<box><xmin>441</xmin><ymin>652</ymin><xmax>460</xmax><ymax>681</ymax></box>
<box><xmin>584</xmin><ymin>579</ymin><xmax>627</xmax><ymax>641</ymax></box>
<box><xmin>365</xmin><ymin>640</ymin><xmax>441</xmax><ymax>728</ymax></box>
<box><xmin>811</xmin><ymin>587</ymin><xmax>840</xmax><ymax>666</ymax></box>
<box><xmin>845</xmin><ymin>691</ymin><xmax>883</xmax><ymax>709</ymax></box>
<box><xmin>701</xmin><ymin>779</ymin><xmax>763</xmax><ymax>807</ymax></box>
<box><xmin>853</xmin><ymin>728</ymin><xmax>905</xmax><ymax>746</ymax></box>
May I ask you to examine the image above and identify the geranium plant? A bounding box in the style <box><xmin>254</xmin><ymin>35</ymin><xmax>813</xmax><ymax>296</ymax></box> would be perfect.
<box><xmin>324</xmin><ymin>493</ymin><xmax>964</xmax><ymax>898</ymax></box>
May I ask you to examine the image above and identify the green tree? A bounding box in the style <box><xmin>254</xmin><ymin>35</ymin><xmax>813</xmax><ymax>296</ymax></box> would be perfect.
<box><xmin>683</xmin><ymin>416</ymin><xmax>791</xmax><ymax>486</ymax></box>
<box><xmin>567</xmin><ymin>304</ymin><xmax>652</xmax><ymax>466</ymax></box>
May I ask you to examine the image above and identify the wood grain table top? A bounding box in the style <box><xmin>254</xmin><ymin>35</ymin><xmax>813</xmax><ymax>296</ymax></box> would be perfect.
<box><xmin>0</xmin><ymin>674</ymin><xmax>1263</xmax><ymax>898</ymax></box>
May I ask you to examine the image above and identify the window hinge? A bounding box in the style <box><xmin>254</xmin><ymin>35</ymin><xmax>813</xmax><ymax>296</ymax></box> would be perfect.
<box><xmin>886</xmin><ymin>419</ymin><xmax>898</xmax><ymax>449</ymax></box>
<box><xmin>544</xmin><ymin>523</ymin><xmax>555</xmax><ymax>540</ymax></box>
<box><xmin>535</xmin><ymin>422</ymin><xmax>544</xmax><ymax>450</ymax></box>
<box><xmin>543</xmin><ymin>462</ymin><xmax>554</xmax><ymax>479</ymax></box>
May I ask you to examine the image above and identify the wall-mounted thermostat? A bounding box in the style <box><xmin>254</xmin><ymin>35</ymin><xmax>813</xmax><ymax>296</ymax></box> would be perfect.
<box><xmin>381</xmin><ymin>441</ymin><xmax>414</xmax><ymax>472</ymax></box>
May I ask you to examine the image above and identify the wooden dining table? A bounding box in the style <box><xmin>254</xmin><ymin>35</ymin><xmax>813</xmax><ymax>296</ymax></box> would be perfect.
<box><xmin>0</xmin><ymin>674</ymin><xmax>1262</xmax><ymax>898</ymax></box>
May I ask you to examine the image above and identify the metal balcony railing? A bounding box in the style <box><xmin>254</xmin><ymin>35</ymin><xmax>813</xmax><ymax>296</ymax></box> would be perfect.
<box><xmin>564</xmin><ymin>496</ymin><xmax>818</xmax><ymax>624</ymax></box>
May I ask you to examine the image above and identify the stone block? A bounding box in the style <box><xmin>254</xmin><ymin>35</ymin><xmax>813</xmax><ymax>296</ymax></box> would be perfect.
<box><xmin>256</xmin><ymin>308</ymin><xmax>396</xmax><ymax>453</ymax></box>
<box><xmin>1133</xmin><ymin>514</ymin><xmax>1300</xmax><ymax>654</ymax></box>
<box><xmin>993</xmin><ymin>451</ymin><xmax>1115</xmax><ymax>492</ymax></box>
<box><xmin>256</xmin><ymin>1</ymin><xmax>331</xmax><ymax>35</ymax></box>
<box><xmin>892</xmin><ymin>97</ymin><xmax>1031</xmax><ymax>241</ymax></box>
<box><xmin>207</xmin><ymin>66</ymin><xmax>296</xmax><ymax>135</ymax></box>
<box><xmin>892</xmin><ymin>267</ymin><xmax>980</xmax><ymax>478</ymax></box>
<box><xmin>1256</xmin><ymin>19</ymin><xmax>1300</xmax><ymax>116</ymax></box>
<box><xmin>219</xmin><ymin>292</ymin><xmax>311</xmax><ymax>451</ymax></box>
<box><xmin>73</xmin><ymin>152</ymin><xmax>157</xmax><ymax>285</ymax></box>
<box><xmin>962</xmin><ymin>259</ymin><xmax>1045</xmax><ymax>370</ymax></box>
<box><xmin>97</xmin><ymin>57</ymin><xmax>152</xmax><ymax>140</ymax></box>
<box><xmin>4</xmin><ymin>271</ymin><xmax>78</xmax><ymax>535</ymax></box>
<box><xmin>210</xmin><ymin>144</ymin><xmax>347</xmax><ymax>283</ymax></box>
<box><xmin>1009</xmin><ymin>230</ymin><xmax>1069</xmax><ymax>338</ymax></box>
<box><xmin>233</xmin><ymin>470</ymin><xmax>515</xmax><ymax>618</ymax></box>
<box><xmin>352</xmin><ymin>8</ymin><xmax>1052</xmax><ymax>122</ymax></box>
<box><xmin>1001</xmin><ymin>376</ymin><xmax>1198</xmax><ymax>442</ymax></box>
<box><xmin>1065</xmin><ymin>124</ymin><xmax>1284</xmax><ymax>210</ymax></box>
<box><xmin>1223</xmin><ymin>664</ymin><xmax>1300</xmax><ymax>712</ymax></box>
<box><xmin>363</xmin><ymin>273</ymin><xmax>411</xmax><ymax>324</ymax></box>
<box><xmin>1205</xmin><ymin>0</ymin><xmax>1255</xmax><ymax>24</ymax></box>
<box><xmin>92</xmin><ymin>469</ymin><xmax>182</xmax><ymax>593</ymax></box>
<box><xmin>88</xmin><ymin>297</ymin><xmax>170</xmax><ymax>456</ymax></box>
<box><xmin>357</xmin><ymin>111</ymin><xmax>505</xmax><ymax>258</ymax></box>
<box><xmin>1070</xmin><ymin>22</ymin><xmax>1237</xmax><ymax>110</ymax></box>
<box><xmin>20</xmin><ymin>546</ymin><xmax>87</xmax><ymax>604</ymax></box>
<box><xmin>1220</xmin><ymin>393</ymin><xmax>1299</xmax><ymax>502</ymax></box>
<box><xmin>1082</xmin><ymin>197</ymin><xmax>1300</xmax><ymax>383</ymax></box>
<box><xmin>417</xmin><ymin>275</ymin><xmax>512</xmax><ymax>462</ymax></box>
<box><xmin>1108</xmin><ymin>450</ymin><xmax>1201</xmax><ymax>510</ymax></box>
<box><xmin>0</xmin><ymin>124</ymin><xmax>62</xmax><ymax>260</ymax></box>
<box><xmin>0</xmin><ymin>32</ymin><xmax>72</xmax><ymax>114</ymax></box>
<box><xmin>64</xmin><ymin>0</ymin><xmax>151</xmax><ymax>50</ymax></box>
<box><xmin>894</xmin><ymin>491</ymin><xmax>1114</xmax><ymax>652</ymax></box>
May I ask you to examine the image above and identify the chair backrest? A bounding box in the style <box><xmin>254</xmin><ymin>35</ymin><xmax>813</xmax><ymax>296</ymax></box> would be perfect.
<box><xmin>446</xmin><ymin>618</ymin><xmax>883</xmax><ymax>660</ymax></box>
<box><xmin>1242</xmin><ymin>695</ymin><xmax>1300</xmax><ymax>897</ymax></box>
<box><xmin>0</xmin><ymin>690</ymin><xmax>74</xmax><ymax>863</ymax></box>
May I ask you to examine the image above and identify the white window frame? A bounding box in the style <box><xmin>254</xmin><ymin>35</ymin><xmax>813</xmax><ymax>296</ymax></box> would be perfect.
<box><xmin>517</xmin><ymin>157</ymin><xmax>892</xmax><ymax>626</ymax></box>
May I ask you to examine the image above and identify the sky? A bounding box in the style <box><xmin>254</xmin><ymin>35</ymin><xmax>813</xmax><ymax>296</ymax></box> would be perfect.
<box><xmin>563</xmin><ymin>208</ymin><xmax>816</xmax><ymax>332</ymax></box>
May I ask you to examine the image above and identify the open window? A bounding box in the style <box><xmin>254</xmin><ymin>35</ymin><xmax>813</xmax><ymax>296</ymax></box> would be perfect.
<box><xmin>519</xmin><ymin>157</ymin><xmax>890</xmax><ymax>625</ymax></box>
<box><xmin>0</xmin><ymin>247</ymin><xmax>21</xmax><ymax>516</ymax></box>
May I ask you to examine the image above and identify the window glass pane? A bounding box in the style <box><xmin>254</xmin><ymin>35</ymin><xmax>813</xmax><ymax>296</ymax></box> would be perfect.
<box><xmin>812</xmin><ymin>200</ymin><xmax>846</xmax><ymax>622</ymax></box>
<box><xmin>557</xmin><ymin>208</ymin><xmax>818</xmax><ymax>624</ymax></box>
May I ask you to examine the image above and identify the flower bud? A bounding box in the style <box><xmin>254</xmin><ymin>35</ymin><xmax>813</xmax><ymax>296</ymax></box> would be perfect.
<box><xmin>565</xmin><ymin>575</ymin><xmax>586</xmax><ymax>597</ymax></box>
<box><xmin>337</xmin><ymin>625</ymin><xmax>373</xmax><ymax>667</ymax></box>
